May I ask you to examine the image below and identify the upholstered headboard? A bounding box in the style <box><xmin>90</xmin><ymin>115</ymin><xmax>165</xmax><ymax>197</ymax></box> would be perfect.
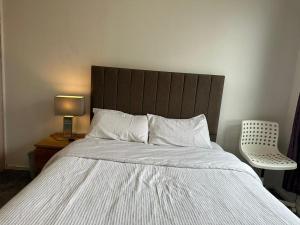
<box><xmin>90</xmin><ymin>66</ymin><xmax>224</xmax><ymax>141</ymax></box>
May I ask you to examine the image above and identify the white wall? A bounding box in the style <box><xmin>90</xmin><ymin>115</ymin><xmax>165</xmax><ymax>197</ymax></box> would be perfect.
<box><xmin>3</xmin><ymin>0</ymin><xmax>300</xmax><ymax>169</ymax></box>
<box><xmin>263</xmin><ymin>47</ymin><xmax>300</xmax><ymax>213</ymax></box>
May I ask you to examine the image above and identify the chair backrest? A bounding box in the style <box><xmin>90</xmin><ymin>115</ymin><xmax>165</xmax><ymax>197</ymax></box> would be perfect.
<box><xmin>240</xmin><ymin>120</ymin><xmax>279</xmax><ymax>152</ymax></box>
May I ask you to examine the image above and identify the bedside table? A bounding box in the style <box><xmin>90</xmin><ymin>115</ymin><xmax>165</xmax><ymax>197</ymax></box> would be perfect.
<box><xmin>33</xmin><ymin>133</ymin><xmax>85</xmax><ymax>175</ymax></box>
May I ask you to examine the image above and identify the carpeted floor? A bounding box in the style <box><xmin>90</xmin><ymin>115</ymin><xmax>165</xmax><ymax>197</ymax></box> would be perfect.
<box><xmin>0</xmin><ymin>170</ymin><xmax>31</xmax><ymax>209</ymax></box>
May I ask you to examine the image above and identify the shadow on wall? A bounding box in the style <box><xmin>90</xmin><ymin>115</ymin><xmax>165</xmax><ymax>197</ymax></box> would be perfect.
<box><xmin>221</xmin><ymin>120</ymin><xmax>242</xmax><ymax>158</ymax></box>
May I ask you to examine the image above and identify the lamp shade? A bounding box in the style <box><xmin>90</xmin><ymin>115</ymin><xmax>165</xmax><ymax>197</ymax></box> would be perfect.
<box><xmin>54</xmin><ymin>95</ymin><xmax>85</xmax><ymax>116</ymax></box>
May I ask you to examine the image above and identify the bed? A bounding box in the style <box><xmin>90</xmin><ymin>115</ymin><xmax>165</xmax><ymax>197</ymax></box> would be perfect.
<box><xmin>0</xmin><ymin>66</ymin><xmax>299</xmax><ymax>225</ymax></box>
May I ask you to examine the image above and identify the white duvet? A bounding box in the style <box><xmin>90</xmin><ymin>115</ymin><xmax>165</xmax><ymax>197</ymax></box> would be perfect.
<box><xmin>0</xmin><ymin>138</ymin><xmax>299</xmax><ymax>225</ymax></box>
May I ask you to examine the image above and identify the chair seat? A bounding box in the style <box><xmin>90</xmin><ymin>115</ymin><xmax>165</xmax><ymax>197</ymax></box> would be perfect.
<box><xmin>243</xmin><ymin>152</ymin><xmax>297</xmax><ymax>170</ymax></box>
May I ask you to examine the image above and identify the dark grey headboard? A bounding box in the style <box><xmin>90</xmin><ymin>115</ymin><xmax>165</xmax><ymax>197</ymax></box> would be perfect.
<box><xmin>91</xmin><ymin>66</ymin><xmax>224</xmax><ymax>141</ymax></box>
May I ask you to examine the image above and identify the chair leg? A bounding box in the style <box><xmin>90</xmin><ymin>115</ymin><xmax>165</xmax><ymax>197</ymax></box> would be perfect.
<box><xmin>260</xmin><ymin>169</ymin><xmax>265</xmax><ymax>184</ymax></box>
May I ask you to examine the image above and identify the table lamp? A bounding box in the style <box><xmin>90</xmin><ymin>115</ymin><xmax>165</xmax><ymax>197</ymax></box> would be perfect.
<box><xmin>54</xmin><ymin>95</ymin><xmax>85</xmax><ymax>139</ymax></box>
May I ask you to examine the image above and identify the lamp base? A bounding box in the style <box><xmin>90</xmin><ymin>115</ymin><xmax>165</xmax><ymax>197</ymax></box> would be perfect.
<box><xmin>63</xmin><ymin>116</ymin><xmax>73</xmax><ymax>138</ymax></box>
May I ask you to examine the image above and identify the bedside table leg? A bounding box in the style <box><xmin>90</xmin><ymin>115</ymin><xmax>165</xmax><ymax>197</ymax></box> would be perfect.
<box><xmin>27</xmin><ymin>151</ymin><xmax>37</xmax><ymax>179</ymax></box>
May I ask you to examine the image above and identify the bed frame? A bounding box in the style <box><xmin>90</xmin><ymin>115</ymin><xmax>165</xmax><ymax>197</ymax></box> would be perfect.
<box><xmin>90</xmin><ymin>66</ymin><xmax>224</xmax><ymax>141</ymax></box>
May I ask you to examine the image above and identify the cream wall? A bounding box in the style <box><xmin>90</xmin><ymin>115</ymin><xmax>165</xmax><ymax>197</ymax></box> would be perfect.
<box><xmin>3</xmin><ymin>0</ymin><xmax>300</xmax><ymax>169</ymax></box>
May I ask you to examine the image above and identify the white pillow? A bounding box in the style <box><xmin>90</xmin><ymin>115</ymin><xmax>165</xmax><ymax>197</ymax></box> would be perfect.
<box><xmin>87</xmin><ymin>108</ymin><xmax>148</xmax><ymax>143</ymax></box>
<box><xmin>147</xmin><ymin>114</ymin><xmax>212</xmax><ymax>149</ymax></box>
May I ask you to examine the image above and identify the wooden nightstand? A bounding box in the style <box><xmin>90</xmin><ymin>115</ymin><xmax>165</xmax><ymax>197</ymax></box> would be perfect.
<box><xmin>33</xmin><ymin>133</ymin><xmax>85</xmax><ymax>175</ymax></box>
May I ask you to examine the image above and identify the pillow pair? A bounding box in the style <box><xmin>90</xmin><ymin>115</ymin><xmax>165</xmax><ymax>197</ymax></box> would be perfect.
<box><xmin>87</xmin><ymin>108</ymin><xmax>212</xmax><ymax>149</ymax></box>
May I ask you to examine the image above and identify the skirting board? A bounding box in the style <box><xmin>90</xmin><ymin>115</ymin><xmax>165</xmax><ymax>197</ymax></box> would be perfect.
<box><xmin>5</xmin><ymin>164</ymin><xmax>29</xmax><ymax>171</ymax></box>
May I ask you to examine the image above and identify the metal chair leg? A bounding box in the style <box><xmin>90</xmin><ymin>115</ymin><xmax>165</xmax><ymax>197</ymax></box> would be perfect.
<box><xmin>260</xmin><ymin>169</ymin><xmax>265</xmax><ymax>184</ymax></box>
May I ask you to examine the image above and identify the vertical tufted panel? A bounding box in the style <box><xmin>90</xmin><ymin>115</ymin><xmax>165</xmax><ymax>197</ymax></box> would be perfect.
<box><xmin>116</xmin><ymin>69</ymin><xmax>131</xmax><ymax>112</ymax></box>
<box><xmin>155</xmin><ymin>72</ymin><xmax>171</xmax><ymax>117</ymax></box>
<box><xmin>181</xmin><ymin>75</ymin><xmax>198</xmax><ymax>119</ymax></box>
<box><xmin>130</xmin><ymin>70</ymin><xmax>144</xmax><ymax>115</ymax></box>
<box><xmin>103</xmin><ymin>68</ymin><xmax>118</xmax><ymax>110</ymax></box>
<box><xmin>194</xmin><ymin>76</ymin><xmax>211</xmax><ymax>115</ymax></box>
<box><xmin>142</xmin><ymin>71</ymin><xmax>158</xmax><ymax>115</ymax></box>
<box><xmin>167</xmin><ymin>73</ymin><xmax>185</xmax><ymax>118</ymax></box>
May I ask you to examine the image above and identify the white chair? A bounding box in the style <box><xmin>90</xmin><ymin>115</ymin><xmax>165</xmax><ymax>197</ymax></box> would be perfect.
<box><xmin>239</xmin><ymin>120</ymin><xmax>297</xmax><ymax>212</ymax></box>
<box><xmin>239</xmin><ymin>120</ymin><xmax>297</xmax><ymax>174</ymax></box>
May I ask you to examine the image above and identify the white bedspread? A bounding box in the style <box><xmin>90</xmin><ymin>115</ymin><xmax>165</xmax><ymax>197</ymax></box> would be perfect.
<box><xmin>0</xmin><ymin>138</ymin><xmax>299</xmax><ymax>225</ymax></box>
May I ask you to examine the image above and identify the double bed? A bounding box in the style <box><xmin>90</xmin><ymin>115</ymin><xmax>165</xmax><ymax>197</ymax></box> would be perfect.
<box><xmin>0</xmin><ymin>66</ymin><xmax>299</xmax><ymax>224</ymax></box>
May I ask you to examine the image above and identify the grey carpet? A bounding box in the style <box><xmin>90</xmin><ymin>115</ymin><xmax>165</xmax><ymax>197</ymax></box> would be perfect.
<box><xmin>0</xmin><ymin>170</ymin><xmax>31</xmax><ymax>209</ymax></box>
